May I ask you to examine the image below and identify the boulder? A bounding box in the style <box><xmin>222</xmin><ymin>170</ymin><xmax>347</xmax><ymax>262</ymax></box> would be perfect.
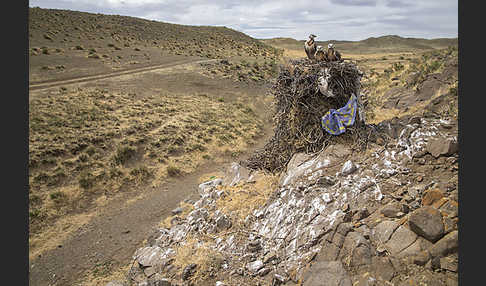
<box><xmin>246</xmin><ymin>260</ymin><xmax>264</xmax><ymax>273</ymax></box>
<box><xmin>372</xmin><ymin>256</ymin><xmax>395</xmax><ymax>281</ymax></box>
<box><xmin>302</xmin><ymin>261</ymin><xmax>352</xmax><ymax>286</ymax></box>
<box><xmin>222</xmin><ymin>162</ymin><xmax>250</xmax><ymax>186</ymax></box>
<box><xmin>426</xmin><ymin>137</ymin><xmax>458</xmax><ymax>158</ymax></box>
<box><xmin>198</xmin><ymin>178</ymin><xmax>222</xmax><ymax>194</ymax></box>
<box><xmin>421</xmin><ymin>189</ymin><xmax>444</xmax><ymax>206</ymax></box>
<box><xmin>341</xmin><ymin>160</ymin><xmax>357</xmax><ymax>176</ymax></box>
<box><xmin>134</xmin><ymin>246</ymin><xmax>166</xmax><ymax>268</ymax></box>
<box><xmin>409</xmin><ymin>206</ymin><xmax>445</xmax><ymax>242</ymax></box>
<box><xmin>380</xmin><ymin>203</ymin><xmax>403</xmax><ymax>218</ymax></box>
<box><xmin>429</xmin><ymin>230</ymin><xmax>458</xmax><ymax>258</ymax></box>
<box><xmin>340</xmin><ymin>231</ymin><xmax>371</xmax><ymax>267</ymax></box>
<box><xmin>385</xmin><ymin>225</ymin><xmax>417</xmax><ymax>255</ymax></box>
<box><xmin>371</xmin><ymin>220</ymin><xmax>399</xmax><ymax>245</ymax></box>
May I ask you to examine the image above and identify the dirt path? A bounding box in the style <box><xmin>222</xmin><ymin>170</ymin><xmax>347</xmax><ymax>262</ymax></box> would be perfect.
<box><xmin>29</xmin><ymin>58</ymin><xmax>219</xmax><ymax>91</ymax></box>
<box><xmin>28</xmin><ymin>57</ymin><xmax>274</xmax><ymax>286</ymax></box>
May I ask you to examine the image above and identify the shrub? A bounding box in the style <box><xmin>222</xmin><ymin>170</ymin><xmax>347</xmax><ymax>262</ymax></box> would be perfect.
<box><xmin>113</xmin><ymin>146</ymin><xmax>136</xmax><ymax>165</ymax></box>
<box><xmin>79</xmin><ymin>172</ymin><xmax>95</xmax><ymax>189</ymax></box>
<box><xmin>167</xmin><ymin>165</ymin><xmax>182</xmax><ymax>177</ymax></box>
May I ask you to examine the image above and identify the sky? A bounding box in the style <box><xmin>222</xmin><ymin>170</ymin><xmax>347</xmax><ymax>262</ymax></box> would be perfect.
<box><xmin>28</xmin><ymin>0</ymin><xmax>458</xmax><ymax>41</ymax></box>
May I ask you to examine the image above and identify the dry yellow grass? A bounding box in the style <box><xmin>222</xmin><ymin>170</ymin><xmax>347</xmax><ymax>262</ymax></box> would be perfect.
<box><xmin>29</xmin><ymin>87</ymin><xmax>265</xmax><ymax>259</ymax></box>
<box><xmin>215</xmin><ymin>173</ymin><xmax>278</xmax><ymax>220</ymax></box>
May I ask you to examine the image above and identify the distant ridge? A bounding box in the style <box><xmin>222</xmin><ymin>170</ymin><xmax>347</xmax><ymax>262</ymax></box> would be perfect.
<box><xmin>261</xmin><ymin>34</ymin><xmax>458</xmax><ymax>54</ymax></box>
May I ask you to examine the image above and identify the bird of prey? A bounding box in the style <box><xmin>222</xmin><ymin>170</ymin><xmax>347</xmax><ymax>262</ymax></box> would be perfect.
<box><xmin>315</xmin><ymin>45</ymin><xmax>327</xmax><ymax>62</ymax></box>
<box><xmin>304</xmin><ymin>34</ymin><xmax>317</xmax><ymax>60</ymax></box>
<box><xmin>326</xmin><ymin>43</ymin><xmax>342</xmax><ymax>62</ymax></box>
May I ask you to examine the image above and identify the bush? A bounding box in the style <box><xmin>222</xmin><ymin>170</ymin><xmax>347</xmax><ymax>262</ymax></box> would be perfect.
<box><xmin>167</xmin><ymin>165</ymin><xmax>182</xmax><ymax>177</ymax></box>
<box><xmin>113</xmin><ymin>146</ymin><xmax>136</xmax><ymax>165</ymax></box>
<box><xmin>79</xmin><ymin>172</ymin><xmax>95</xmax><ymax>189</ymax></box>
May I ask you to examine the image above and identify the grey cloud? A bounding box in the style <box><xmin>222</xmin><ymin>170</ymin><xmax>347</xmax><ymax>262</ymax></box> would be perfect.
<box><xmin>329</xmin><ymin>0</ymin><xmax>377</xmax><ymax>7</ymax></box>
<box><xmin>385</xmin><ymin>0</ymin><xmax>412</xmax><ymax>8</ymax></box>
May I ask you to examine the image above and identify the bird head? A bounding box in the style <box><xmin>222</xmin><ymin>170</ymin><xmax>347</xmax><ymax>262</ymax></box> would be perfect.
<box><xmin>309</xmin><ymin>34</ymin><xmax>317</xmax><ymax>39</ymax></box>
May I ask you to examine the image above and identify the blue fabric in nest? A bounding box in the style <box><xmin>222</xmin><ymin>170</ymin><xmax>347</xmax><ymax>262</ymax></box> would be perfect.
<box><xmin>321</xmin><ymin>94</ymin><xmax>357</xmax><ymax>135</ymax></box>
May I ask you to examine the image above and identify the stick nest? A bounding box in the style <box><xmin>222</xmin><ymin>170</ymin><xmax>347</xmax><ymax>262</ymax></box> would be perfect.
<box><xmin>242</xmin><ymin>58</ymin><xmax>378</xmax><ymax>173</ymax></box>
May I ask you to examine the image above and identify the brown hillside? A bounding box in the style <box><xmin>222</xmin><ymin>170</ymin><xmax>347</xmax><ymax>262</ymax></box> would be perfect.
<box><xmin>29</xmin><ymin>7</ymin><xmax>282</xmax><ymax>83</ymax></box>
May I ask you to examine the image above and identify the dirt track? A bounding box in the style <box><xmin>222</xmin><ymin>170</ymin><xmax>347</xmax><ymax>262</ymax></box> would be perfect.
<box><xmin>29</xmin><ymin>58</ymin><xmax>219</xmax><ymax>91</ymax></box>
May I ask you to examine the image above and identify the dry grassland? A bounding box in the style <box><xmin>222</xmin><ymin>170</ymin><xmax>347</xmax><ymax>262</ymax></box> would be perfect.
<box><xmin>29</xmin><ymin>87</ymin><xmax>265</xmax><ymax>256</ymax></box>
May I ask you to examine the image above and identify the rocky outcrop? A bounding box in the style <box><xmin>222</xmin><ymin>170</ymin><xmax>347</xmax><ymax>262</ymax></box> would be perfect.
<box><xmin>107</xmin><ymin>115</ymin><xmax>458</xmax><ymax>286</ymax></box>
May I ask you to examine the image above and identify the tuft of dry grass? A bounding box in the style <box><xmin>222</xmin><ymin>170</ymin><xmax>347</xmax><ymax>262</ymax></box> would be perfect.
<box><xmin>215</xmin><ymin>173</ymin><xmax>279</xmax><ymax>220</ymax></box>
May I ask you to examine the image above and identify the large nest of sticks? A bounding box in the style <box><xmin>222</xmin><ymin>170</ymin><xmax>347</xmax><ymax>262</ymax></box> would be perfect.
<box><xmin>243</xmin><ymin>58</ymin><xmax>377</xmax><ymax>173</ymax></box>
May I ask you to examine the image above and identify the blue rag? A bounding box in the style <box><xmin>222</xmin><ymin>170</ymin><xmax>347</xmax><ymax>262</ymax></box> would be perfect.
<box><xmin>321</xmin><ymin>94</ymin><xmax>358</xmax><ymax>135</ymax></box>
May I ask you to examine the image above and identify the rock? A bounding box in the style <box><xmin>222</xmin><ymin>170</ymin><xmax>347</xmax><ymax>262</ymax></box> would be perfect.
<box><xmin>198</xmin><ymin>178</ymin><xmax>222</xmax><ymax>193</ymax></box>
<box><xmin>371</xmin><ymin>220</ymin><xmax>399</xmax><ymax>244</ymax></box>
<box><xmin>412</xmin><ymin>250</ymin><xmax>431</xmax><ymax>266</ymax></box>
<box><xmin>335</xmin><ymin>222</ymin><xmax>351</xmax><ymax>234</ymax></box>
<box><xmin>397</xmin><ymin>236</ymin><xmax>424</xmax><ymax>258</ymax></box>
<box><xmin>273</xmin><ymin>273</ymin><xmax>287</xmax><ymax>285</ymax></box>
<box><xmin>134</xmin><ymin>246</ymin><xmax>166</xmax><ymax>268</ymax></box>
<box><xmin>380</xmin><ymin>203</ymin><xmax>402</xmax><ymax>218</ymax></box>
<box><xmin>385</xmin><ymin>225</ymin><xmax>417</xmax><ymax>255</ymax></box>
<box><xmin>439</xmin><ymin>199</ymin><xmax>458</xmax><ymax>218</ymax></box>
<box><xmin>246</xmin><ymin>260</ymin><xmax>264</xmax><ymax>273</ymax></box>
<box><xmin>182</xmin><ymin>264</ymin><xmax>197</xmax><ymax>280</ymax></box>
<box><xmin>144</xmin><ymin>266</ymin><xmax>157</xmax><ymax>277</ymax></box>
<box><xmin>340</xmin><ymin>231</ymin><xmax>371</xmax><ymax>267</ymax></box>
<box><xmin>426</xmin><ymin>137</ymin><xmax>458</xmax><ymax>158</ymax></box>
<box><xmin>443</xmin><ymin>217</ymin><xmax>458</xmax><ymax>234</ymax></box>
<box><xmin>171</xmin><ymin>207</ymin><xmax>183</xmax><ymax>215</ymax></box>
<box><xmin>215</xmin><ymin>213</ymin><xmax>232</xmax><ymax>231</ymax></box>
<box><xmin>409</xmin><ymin>206</ymin><xmax>445</xmax><ymax>242</ymax></box>
<box><xmin>429</xmin><ymin>230</ymin><xmax>458</xmax><ymax>258</ymax></box>
<box><xmin>341</xmin><ymin>160</ymin><xmax>357</xmax><ymax>176</ymax></box>
<box><xmin>430</xmin><ymin>256</ymin><xmax>441</xmax><ymax>270</ymax></box>
<box><xmin>372</xmin><ymin>256</ymin><xmax>395</xmax><ymax>281</ymax></box>
<box><xmin>222</xmin><ymin>162</ymin><xmax>250</xmax><ymax>186</ymax></box>
<box><xmin>215</xmin><ymin>282</ymin><xmax>226</xmax><ymax>286</ymax></box>
<box><xmin>440</xmin><ymin>256</ymin><xmax>458</xmax><ymax>272</ymax></box>
<box><xmin>432</xmin><ymin>197</ymin><xmax>448</xmax><ymax>209</ymax></box>
<box><xmin>422</xmin><ymin>189</ymin><xmax>444</xmax><ymax>206</ymax></box>
<box><xmin>356</xmin><ymin>224</ymin><xmax>371</xmax><ymax>239</ymax></box>
<box><xmin>316</xmin><ymin>242</ymin><xmax>341</xmax><ymax>261</ymax></box>
<box><xmin>246</xmin><ymin>240</ymin><xmax>261</xmax><ymax>252</ymax></box>
<box><xmin>302</xmin><ymin>260</ymin><xmax>352</xmax><ymax>286</ymax></box>
<box><xmin>258</xmin><ymin>267</ymin><xmax>271</xmax><ymax>277</ymax></box>
<box><xmin>317</xmin><ymin>176</ymin><xmax>337</xmax><ymax>186</ymax></box>
<box><xmin>263</xmin><ymin>251</ymin><xmax>277</xmax><ymax>264</ymax></box>
<box><xmin>353</xmin><ymin>208</ymin><xmax>370</xmax><ymax>221</ymax></box>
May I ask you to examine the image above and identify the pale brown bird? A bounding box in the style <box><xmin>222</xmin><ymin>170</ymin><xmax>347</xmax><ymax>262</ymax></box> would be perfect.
<box><xmin>326</xmin><ymin>43</ymin><xmax>342</xmax><ymax>62</ymax></box>
<box><xmin>315</xmin><ymin>45</ymin><xmax>327</xmax><ymax>62</ymax></box>
<box><xmin>304</xmin><ymin>34</ymin><xmax>317</xmax><ymax>60</ymax></box>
